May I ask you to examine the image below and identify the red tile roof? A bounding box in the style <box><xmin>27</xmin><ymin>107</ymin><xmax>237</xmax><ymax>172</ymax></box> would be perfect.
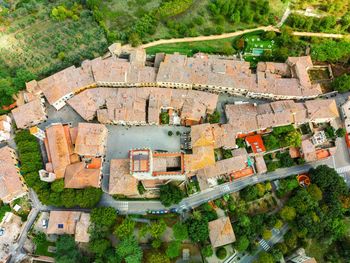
<box><xmin>245</xmin><ymin>135</ymin><xmax>266</xmax><ymax>153</ymax></box>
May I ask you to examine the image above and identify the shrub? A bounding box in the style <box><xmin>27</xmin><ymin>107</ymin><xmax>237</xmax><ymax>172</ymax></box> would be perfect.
<box><xmin>216</xmin><ymin>247</ymin><xmax>227</xmax><ymax>260</ymax></box>
<box><xmin>201</xmin><ymin>245</ymin><xmax>213</xmax><ymax>257</ymax></box>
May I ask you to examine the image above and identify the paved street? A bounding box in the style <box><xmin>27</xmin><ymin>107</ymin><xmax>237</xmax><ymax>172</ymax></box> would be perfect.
<box><xmin>237</xmin><ymin>225</ymin><xmax>289</xmax><ymax>263</ymax></box>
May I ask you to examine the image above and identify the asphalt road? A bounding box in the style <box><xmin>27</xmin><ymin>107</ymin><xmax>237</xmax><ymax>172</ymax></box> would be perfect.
<box><xmin>98</xmin><ymin>153</ymin><xmax>344</xmax><ymax>214</ymax></box>
<box><xmin>237</xmin><ymin>225</ymin><xmax>289</xmax><ymax>263</ymax></box>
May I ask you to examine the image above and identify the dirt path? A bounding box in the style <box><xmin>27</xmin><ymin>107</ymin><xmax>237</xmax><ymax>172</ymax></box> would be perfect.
<box><xmin>140</xmin><ymin>25</ymin><xmax>347</xmax><ymax>49</ymax></box>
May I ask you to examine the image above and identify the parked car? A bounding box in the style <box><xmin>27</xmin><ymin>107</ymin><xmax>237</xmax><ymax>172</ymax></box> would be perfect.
<box><xmin>42</xmin><ymin>219</ymin><xmax>48</xmax><ymax>228</ymax></box>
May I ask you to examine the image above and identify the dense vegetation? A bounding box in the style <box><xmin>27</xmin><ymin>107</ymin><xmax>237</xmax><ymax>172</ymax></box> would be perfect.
<box><xmin>292</xmin><ymin>0</ymin><xmax>349</xmax><ymax>17</ymax></box>
<box><xmin>286</xmin><ymin>13</ymin><xmax>350</xmax><ymax>33</ymax></box>
<box><xmin>87</xmin><ymin>207</ymin><xmax>183</xmax><ymax>262</ymax></box>
<box><xmin>15</xmin><ymin>130</ymin><xmax>102</xmax><ymax>208</ymax></box>
<box><xmin>249</xmin><ymin>166</ymin><xmax>350</xmax><ymax>262</ymax></box>
<box><xmin>86</xmin><ymin>0</ymin><xmax>285</xmax><ymax>46</ymax></box>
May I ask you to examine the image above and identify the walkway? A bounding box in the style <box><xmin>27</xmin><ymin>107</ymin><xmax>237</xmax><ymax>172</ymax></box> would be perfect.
<box><xmin>140</xmin><ymin>26</ymin><xmax>346</xmax><ymax>49</ymax></box>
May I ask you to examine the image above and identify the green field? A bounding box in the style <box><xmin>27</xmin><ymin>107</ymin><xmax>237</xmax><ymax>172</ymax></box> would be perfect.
<box><xmin>0</xmin><ymin>0</ymin><xmax>108</xmax><ymax>78</ymax></box>
<box><xmin>146</xmin><ymin>37</ymin><xmax>237</xmax><ymax>56</ymax></box>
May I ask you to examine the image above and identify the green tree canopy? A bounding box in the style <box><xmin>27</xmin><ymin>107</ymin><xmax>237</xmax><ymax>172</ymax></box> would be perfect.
<box><xmin>166</xmin><ymin>240</ymin><xmax>181</xmax><ymax>259</ymax></box>
<box><xmin>159</xmin><ymin>184</ymin><xmax>184</xmax><ymax>207</ymax></box>
<box><xmin>256</xmin><ymin>251</ymin><xmax>274</xmax><ymax>263</ymax></box>
<box><xmin>186</xmin><ymin>217</ymin><xmax>209</xmax><ymax>242</ymax></box>
<box><xmin>280</xmin><ymin>206</ymin><xmax>296</xmax><ymax>221</ymax></box>
<box><xmin>234</xmin><ymin>235</ymin><xmax>249</xmax><ymax>252</ymax></box>
<box><xmin>332</xmin><ymin>74</ymin><xmax>350</xmax><ymax>92</ymax></box>
<box><xmin>173</xmin><ymin>222</ymin><xmax>188</xmax><ymax>241</ymax></box>
<box><xmin>91</xmin><ymin>207</ymin><xmax>117</xmax><ymax>228</ymax></box>
<box><xmin>115</xmin><ymin>237</ymin><xmax>143</xmax><ymax>263</ymax></box>
<box><xmin>114</xmin><ymin>218</ymin><xmax>135</xmax><ymax>240</ymax></box>
<box><xmin>201</xmin><ymin>245</ymin><xmax>214</xmax><ymax>257</ymax></box>
<box><xmin>55</xmin><ymin>235</ymin><xmax>82</xmax><ymax>263</ymax></box>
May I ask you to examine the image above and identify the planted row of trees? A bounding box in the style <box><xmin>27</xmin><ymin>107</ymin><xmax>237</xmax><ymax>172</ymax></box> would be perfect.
<box><xmin>286</xmin><ymin>13</ymin><xmax>350</xmax><ymax>34</ymax></box>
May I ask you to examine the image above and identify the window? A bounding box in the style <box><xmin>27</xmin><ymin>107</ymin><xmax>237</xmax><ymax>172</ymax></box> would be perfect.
<box><xmin>58</xmin><ymin>224</ymin><xmax>64</xmax><ymax>229</ymax></box>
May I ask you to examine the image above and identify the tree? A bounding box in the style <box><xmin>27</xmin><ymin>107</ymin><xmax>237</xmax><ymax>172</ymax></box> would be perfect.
<box><xmin>167</xmin><ymin>131</ymin><xmax>173</xmax><ymax>136</ymax></box>
<box><xmin>262</xmin><ymin>229</ymin><xmax>272</xmax><ymax>240</ymax></box>
<box><xmin>264</xmin><ymin>31</ymin><xmax>276</xmax><ymax>40</ymax></box>
<box><xmin>283</xmin><ymin>130</ymin><xmax>302</xmax><ymax>147</ymax></box>
<box><xmin>280</xmin><ymin>206</ymin><xmax>296</xmax><ymax>221</ymax></box>
<box><xmin>128</xmin><ymin>32</ymin><xmax>142</xmax><ymax>47</ymax></box>
<box><xmin>145</xmin><ymin>252</ymin><xmax>170</xmax><ymax>263</ymax></box>
<box><xmin>307</xmin><ymin>184</ymin><xmax>323</xmax><ymax>202</ymax></box>
<box><xmin>75</xmin><ymin>187</ymin><xmax>102</xmax><ymax>208</ymax></box>
<box><xmin>159</xmin><ymin>184</ymin><xmax>183</xmax><ymax>207</ymax></box>
<box><xmin>270</xmin><ymin>248</ymin><xmax>283</xmax><ymax>262</ymax></box>
<box><xmin>216</xmin><ymin>247</ymin><xmax>227</xmax><ymax>260</ymax></box>
<box><xmin>114</xmin><ymin>218</ymin><xmax>135</xmax><ymax>240</ymax></box>
<box><xmin>256</xmin><ymin>252</ymin><xmax>274</xmax><ymax>263</ymax></box>
<box><xmin>91</xmin><ymin>207</ymin><xmax>117</xmax><ymax>228</ymax></box>
<box><xmin>51</xmin><ymin>179</ymin><xmax>64</xmax><ymax>193</ymax></box>
<box><xmin>309</xmin><ymin>165</ymin><xmax>347</xmax><ymax>200</ymax></box>
<box><xmin>234</xmin><ymin>235</ymin><xmax>249</xmax><ymax>252</ymax></box>
<box><xmin>263</xmin><ymin>134</ymin><xmax>279</xmax><ymax>150</ymax></box>
<box><xmin>336</xmin><ymin>128</ymin><xmax>346</xmax><ymax>137</ymax></box>
<box><xmin>166</xmin><ymin>240</ymin><xmax>181</xmax><ymax>259</ymax></box>
<box><xmin>55</xmin><ymin>235</ymin><xmax>82</xmax><ymax>263</ymax></box>
<box><xmin>186</xmin><ymin>217</ymin><xmax>209</xmax><ymax>242</ymax></box>
<box><xmin>240</xmin><ymin>185</ymin><xmax>258</xmax><ymax>201</ymax></box>
<box><xmin>149</xmin><ymin>219</ymin><xmax>166</xmax><ymax>239</ymax></box>
<box><xmin>201</xmin><ymin>245</ymin><xmax>213</xmax><ymax>257</ymax></box>
<box><xmin>116</xmin><ymin>237</ymin><xmax>143</xmax><ymax>263</ymax></box>
<box><xmin>274</xmin><ymin>219</ymin><xmax>283</xmax><ymax>229</ymax></box>
<box><xmin>207</xmin><ymin>110</ymin><xmax>220</xmax><ymax>124</ymax></box>
<box><xmin>275</xmin><ymin>242</ymin><xmax>288</xmax><ymax>254</ymax></box>
<box><xmin>173</xmin><ymin>222</ymin><xmax>188</xmax><ymax>241</ymax></box>
<box><xmin>151</xmin><ymin>238</ymin><xmax>162</xmax><ymax>249</ymax></box>
<box><xmin>89</xmin><ymin>239</ymin><xmax>110</xmax><ymax>256</ymax></box>
<box><xmin>285</xmin><ymin>232</ymin><xmax>298</xmax><ymax>250</ymax></box>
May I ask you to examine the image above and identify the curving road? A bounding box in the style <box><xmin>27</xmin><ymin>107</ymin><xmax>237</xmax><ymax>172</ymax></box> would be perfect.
<box><xmin>140</xmin><ymin>26</ymin><xmax>346</xmax><ymax>49</ymax></box>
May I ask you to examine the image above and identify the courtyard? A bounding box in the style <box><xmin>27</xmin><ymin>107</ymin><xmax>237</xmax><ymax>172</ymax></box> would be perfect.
<box><xmin>101</xmin><ymin>125</ymin><xmax>190</xmax><ymax>192</ymax></box>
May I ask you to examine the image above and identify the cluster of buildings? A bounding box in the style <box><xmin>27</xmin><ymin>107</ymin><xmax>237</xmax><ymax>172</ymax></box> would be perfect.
<box><xmin>67</xmin><ymin>87</ymin><xmax>218</xmax><ymax>126</ymax></box>
<box><xmin>10</xmin><ymin>44</ymin><xmax>323</xmax><ymax>130</ymax></box>
<box><xmin>31</xmin><ymin>123</ymin><xmax>108</xmax><ymax>188</ymax></box>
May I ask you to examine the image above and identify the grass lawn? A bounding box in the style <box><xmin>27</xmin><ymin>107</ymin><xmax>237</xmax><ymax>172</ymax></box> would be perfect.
<box><xmin>146</xmin><ymin>37</ymin><xmax>237</xmax><ymax>56</ymax></box>
<box><xmin>35</xmin><ymin>240</ymin><xmax>55</xmax><ymax>257</ymax></box>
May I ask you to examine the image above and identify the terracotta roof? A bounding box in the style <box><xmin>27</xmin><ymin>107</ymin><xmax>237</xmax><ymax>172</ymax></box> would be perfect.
<box><xmin>225</xmin><ymin>99</ymin><xmax>338</xmax><ymax>134</ymax></box>
<box><xmin>64</xmin><ymin>162</ymin><xmax>101</xmax><ymax>188</ymax></box>
<box><xmin>209</xmin><ymin>217</ymin><xmax>236</xmax><ymax>247</ymax></box>
<box><xmin>74</xmin><ymin>123</ymin><xmax>108</xmax><ymax>157</ymax></box>
<box><xmin>75</xmin><ymin>213</ymin><xmax>90</xmax><ymax>243</ymax></box>
<box><xmin>47</xmin><ymin>211</ymin><xmax>81</xmax><ymax>235</ymax></box>
<box><xmin>245</xmin><ymin>135</ymin><xmax>266</xmax><ymax>153</ymax></box>
<box><xmin>109</xmin><ymin>159</ymin><xmax>139</xmax><ymax>197</ymax></box>
<box><xmin>45</xmin><ymin>124</ymin><xmax>75</xmax><ymax>179</ymax></box>
<box><xmin>255</xmin><ymin>155</ymin><xmax>267</xmax><ymax>174</ymax></box>
<box><xmin>68</xmin><ymin>87</ymin><xmax>218</xmax><ymax>125</ymax></box>
<box><xmin>0</xmin><ymin>146</ymin><xmax>27</xmax><ymax>203</ymax></box>
<box><xmin>12</xmin><ymin>98</ymin><xmax>47</xmax><ymax>129</ymax></box>
<box><xmin>305</xmin><ymin>99</ymin><xmax>339</xmax><ymax>122</ymax></box>
<box><xmin>301</xmin><ymin>139</ymin><xmax>317</xmax><ymax>162</ymax></box>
